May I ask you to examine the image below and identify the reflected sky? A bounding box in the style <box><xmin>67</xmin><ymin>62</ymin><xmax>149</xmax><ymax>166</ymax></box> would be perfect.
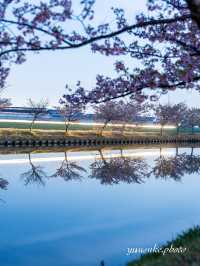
<box><xmin>0</xmin><ymin>146</ymin><xmax>200</xmax><ymax>266</ymax></box>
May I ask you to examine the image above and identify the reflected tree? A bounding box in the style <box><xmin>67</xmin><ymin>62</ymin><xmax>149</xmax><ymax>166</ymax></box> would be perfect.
<box><xmin>0</xmin><ymin>177</ymin><xmax>8</xmax><ymax>190</ymax></box>
<box><xmin>90</xmin><ymin>149</ymin><xmax>149</xmax><ymax>185</ymax></box>
<box><xmin>152</xmin><ymin>155</ymin><xmax>186</xmax><ymax>181</ymax></box>
<box><xmin>17</xmin><ymin>147</ymin><xmax>200</xmax><ymax>188</ymax></box>
<box><xmin>100</xmin><ymin>261</ymin><xmax>105</xmax><ymax>266</ymax></box>
<box><xmin>183</xmin><ymin>148</ymin><xmax>200</xmax><ymax>175</ymax></box>
<box><xmin>0</xmin><ymin>177</ymin><xmax>8</xmax><ymax>202</ymax></box>
<box><xmin>51</xmin><ymin>152</ymin><xmax>87</xmax><ymax>181</ymax></box>
<box><xmin>21</xmin><ymin>153</ymin><xmax>47</xmax><ymax>186</ymax></box>
<box><xmin>152</xmin><ymin>147</ymin><xmax>200</xmax><ymax>181</ymax></box>
<box><xmin>152</xmin><ymin>147</ymin><xmax>186</xmax><ymax>181</ymax></box>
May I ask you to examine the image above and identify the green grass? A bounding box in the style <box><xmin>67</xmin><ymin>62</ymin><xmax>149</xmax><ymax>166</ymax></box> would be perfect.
<box><xmin>0</xmin><ymin>121</ymin><xmax>93</xmax><ymax>131</ymax></box>
<box><xmin>0</xmin><ymin>121</ymin><xmax>200</xmax><ymax>137</ymax></box>
<box><xmin>0</xmin><ymin>120</ymin><xmax>200</xmax><ymax>134</ymax></box>
<box><xmin>127</xmin><ymin>226</ymin><xmax>200</xmax><ymax>266</ymax></box>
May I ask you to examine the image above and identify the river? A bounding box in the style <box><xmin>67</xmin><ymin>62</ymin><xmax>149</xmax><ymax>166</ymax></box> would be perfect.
<box><xmin>0</xmin><ymin>145</ymin><xmax>199</xmax><ymax>266</ymax></box>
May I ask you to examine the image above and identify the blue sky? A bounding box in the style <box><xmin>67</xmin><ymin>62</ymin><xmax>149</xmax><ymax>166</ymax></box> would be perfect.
<box><xmin>3</xmin><ymin>0</ymin><xmax>200</xmax><ymax>108</ymax></box>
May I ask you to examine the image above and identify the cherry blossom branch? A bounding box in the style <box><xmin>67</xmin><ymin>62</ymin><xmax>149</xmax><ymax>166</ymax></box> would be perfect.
<box><xmin>0</xmin><ymin>14</ymin><xmax>191</xmax><ymax>58</ymax></box>
<box><xmin>0</xmin><ymin>19</ymin><xmax>73</xmax><ymax>46</ymax></box>
<box><xmin>90</xmin><ymin>75</ymin><xmax>200</xmax><ymax>104</ymax></box>
<box><xmin>165</xmin><ymin>0</ymin><xmax>188</xmax><ymax>10</ymax></box>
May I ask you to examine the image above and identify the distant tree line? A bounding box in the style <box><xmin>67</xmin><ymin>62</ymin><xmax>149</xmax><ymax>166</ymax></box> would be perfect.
<box><xmin>155</xmin><ymin>103</ymin><xmax>200</xmax><ymax>135</ymax></box>
<box><xmin>1</xmin><ymin>95</ymin><xmax>200</xmax><ymax>136</ymax></box>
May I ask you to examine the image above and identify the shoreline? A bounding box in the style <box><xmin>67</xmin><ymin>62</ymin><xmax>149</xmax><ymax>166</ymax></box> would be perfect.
<box><xmin>0</xmin><ymin>131</ymin><xmax>200</xmax><ymax>148</ymax></box>
<box><xmin>127</xmin><ymin>226</ymin><xmax>200</xmax><ymax>266</ymax></box>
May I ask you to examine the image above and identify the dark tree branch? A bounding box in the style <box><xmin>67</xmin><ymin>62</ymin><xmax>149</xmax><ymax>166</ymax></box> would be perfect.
<box><xmin>0</xmin><ymin>15</ymin><xmax>191</xmax><ymax>58</ymax></box>
<box><xmin>94</xmin><ymin>75</ymin><xmax>200</xmax><ymax>104</ymax></box>
<box><xmin>186</xmin><ymin>0</ymin><xmax>200</xmax><ymax>28</ymax></box>
<box><xmin>170</xmin><ymin>39</ymin><xmax>200</xmax><ymax>54</ymax></box>
<box><xmin>0</xmin><ymin>19</ymin><xmax>73</xmax><ymax>46</ymax></box>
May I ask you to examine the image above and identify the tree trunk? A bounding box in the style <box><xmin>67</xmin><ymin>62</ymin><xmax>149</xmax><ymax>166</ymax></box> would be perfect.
<box><xmin>121</xmin><ymin>123</ymin><xmax>126</xmax><ymax>136</ymax></box>
<box><xmin>160</xmin><ymin>125</ymin><xmax>163</xmax><ymax>136</ymax></box>
<box><xmin>120</xmin><ymin>149</ymin><xmax>123</xmax><ymax>157</ymax></box>
<box><xmin>28</xmin><ymin>153</ymin><xmax>34</xmax><ymax>169</ymax></box>
<box><xmin>100</xmin><ymin>261</ymin><xmax>105</xmax><ymax>266</ymax></box>
<box><xmin>176</xmin><ymin>125</ymin><xmax>180</xmax><ymax>135</ymax></box>
<box><xmin>65</xmin><ymin>120</ymin><xmax>70</xmax><ymax>135</ymax></box>
<box><xmin>100</xmin><ymin>121</ymin><xmax>108</xmax><ymax>136</ymax></box>
<box><xmin>191</xmin><ymin>147</ymin><xmax>194</xmax><ymax>156</ymax></box>
<box><xmin>30</xmin><ymin>117</ymin><xmax>36</xmax><ymax>132</ymax></box>
<box><xmin>64</xmin><ymin>152</ymin><xmax>68</xmax><ymax>161</ymax></box>
<box><xmin>99</xmin><ymin>149</ymin><xmax>107</xmax><ymax>165</ymax></box>
<box><xmin>186</xmin><ymin>0</ymin><xmax>200</xmax><ymax>28</ymax></box>
<box><xmin>159</xmin><ymin>147</ymin><xmax>162</xmax><ymax>158</ymax></box>
<box><xmin>28</xmin><ymin>153</ymin><xmax>31</xmax><ymax>164</ymax></box>
<box><xmin>176</xmin><ymin>146</ymin><xmax>179</xmax><ymax>156</ymax></box>
<box><xmin>192</xmin><ymin>126</ymin><xmax>194</xmax><ymax>135</ymax></box>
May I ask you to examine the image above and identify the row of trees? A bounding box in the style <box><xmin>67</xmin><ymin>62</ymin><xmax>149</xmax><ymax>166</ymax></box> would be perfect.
<box><xmin>156</xmin><ymin>103</ymin><xmax>200</xmax><ymax>135</ymax></box>
<box><xmin>0</xmin><ymin>97</ymin><xmax>144</xmax><ymax>134</ymax></box>
<box><xmin>0</xmin><ymin>91</ymin><xmax>199</xmax><ymax>136</ymax></box>
<box><xmin>93</xmin><ymin>100</ymin><xmax>148</xmax><ymax>135</ymax></box>
<box><xmin>93</xmin><ymin>101</ymin><xmax>200</xmax><ymax>136</ymax></box>
<box><xmin>3</xmin><ymin>98</ymin><xmax>200</xmax><ymax>136</ymax></box>
<box><xmin>24</xmin><ymin>98</ymin><xmax>150</xmax><ymax>134</ymax></box>
<box><xmin>25</xmin><ymin>98</ymin><xmax>83</xmax><ymax>133</ymax></box>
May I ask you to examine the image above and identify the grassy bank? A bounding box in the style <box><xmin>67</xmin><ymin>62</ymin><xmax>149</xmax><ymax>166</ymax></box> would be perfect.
<box><xmin>127</xmin><ymin>226</ymin><xmax>200</xmax><ymax>266</ymax></box>
<box><xmin>1</xmin><ymin>121</ymin><xmax>200</xmax><ymax>145</ymax></box>
<box><xmin>0</xmin><ymin>120</ymin><xmax>200</xmax><ymax>134</ymax></box>
<box><xmin>0</xmin><ymin>121</ymin><xmax>92</xmax><ymax>131</ymax></box>
<box><xmin>0</xmin><ymin>127</ymin><xmax>200</xmax><ymax>142</ymax></box>
<box><xmin>0</xmin><ymin>120</ymin><xmax>200</xmax><ymax>136</ymax></box>
<box><xmin>0</xmin><ymin>121</ymin><xmax>199</xmax><ymax>135</ymax></box>
<box><xmin>0</xmin><ymin>128</ymin><xmax>100</xmax><ymax>140</ymax></box>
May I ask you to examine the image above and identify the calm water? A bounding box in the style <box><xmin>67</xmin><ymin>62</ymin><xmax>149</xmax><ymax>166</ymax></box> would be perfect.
<box><xmin>0</xmin><ymin>146</ymin><xmax>200</xmax><ymax>266</ymax></box>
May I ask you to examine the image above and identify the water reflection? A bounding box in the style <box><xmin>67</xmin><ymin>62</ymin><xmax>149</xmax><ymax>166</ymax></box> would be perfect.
<box><xmin>3</xmin><ymin>146</ymin><xmax>200</xmax><ymax>206</ymax></box>
<box><xmin>183</xmin><ymin>153</ymin><xmax>200</xmax><ymax>175</ymax></box>
<box><xmin>51</xmin><ymin>152</ymin><xmax>87</xmax><ymax>181</ymax></box>
<box><xmin>1</xmin><ymin>145</ymin><xmax>200</xmax><ymax>266</ymax></box>
<box><xmin>151</xmin><ymin>147</ymin><xmax>200</xmax><ymax>181</ymax></box>
<box><xmin>152</xmin><ymin>154</ymin><xmax>186</xmax><ymax>181</ymax></box>
<box><xmin>100</xmin><ymin>261</ymin><xmax>105</xmax><ymax>266</ymax></box>
<box><xmin>4</xmin><ymin>146</ymin><xmax>200</xmax><ymax>189</ymax></box>
<box><xmin>0</xmin><ymin>178</ymin><xmax>8</xmax><ymax>190</ymax></box>
<box><xmin>0</xmin><ymin>178</ymin><xmax>8</xmax><ymax>202</ymax></box>
<box><xmin>90</xmin><ymin>149</ymin><xmax>149</xmax><ymax>185</ymax></box>
<box><xmin>21</xmin><ymin>153</ymin><xmax>47</xmax><ymax>186</ymax></box>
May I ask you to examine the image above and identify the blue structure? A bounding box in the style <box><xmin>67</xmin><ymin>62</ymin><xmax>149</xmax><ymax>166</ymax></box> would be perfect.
<box><xmin>0</xmin><ymin>107</ymin><xmax>93</xmax><ymax>122</ymax></box>
<box><xmin>0</xmin><ymin>107</ymin><xmax>155</xmax><ymax>123</ymax></box>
